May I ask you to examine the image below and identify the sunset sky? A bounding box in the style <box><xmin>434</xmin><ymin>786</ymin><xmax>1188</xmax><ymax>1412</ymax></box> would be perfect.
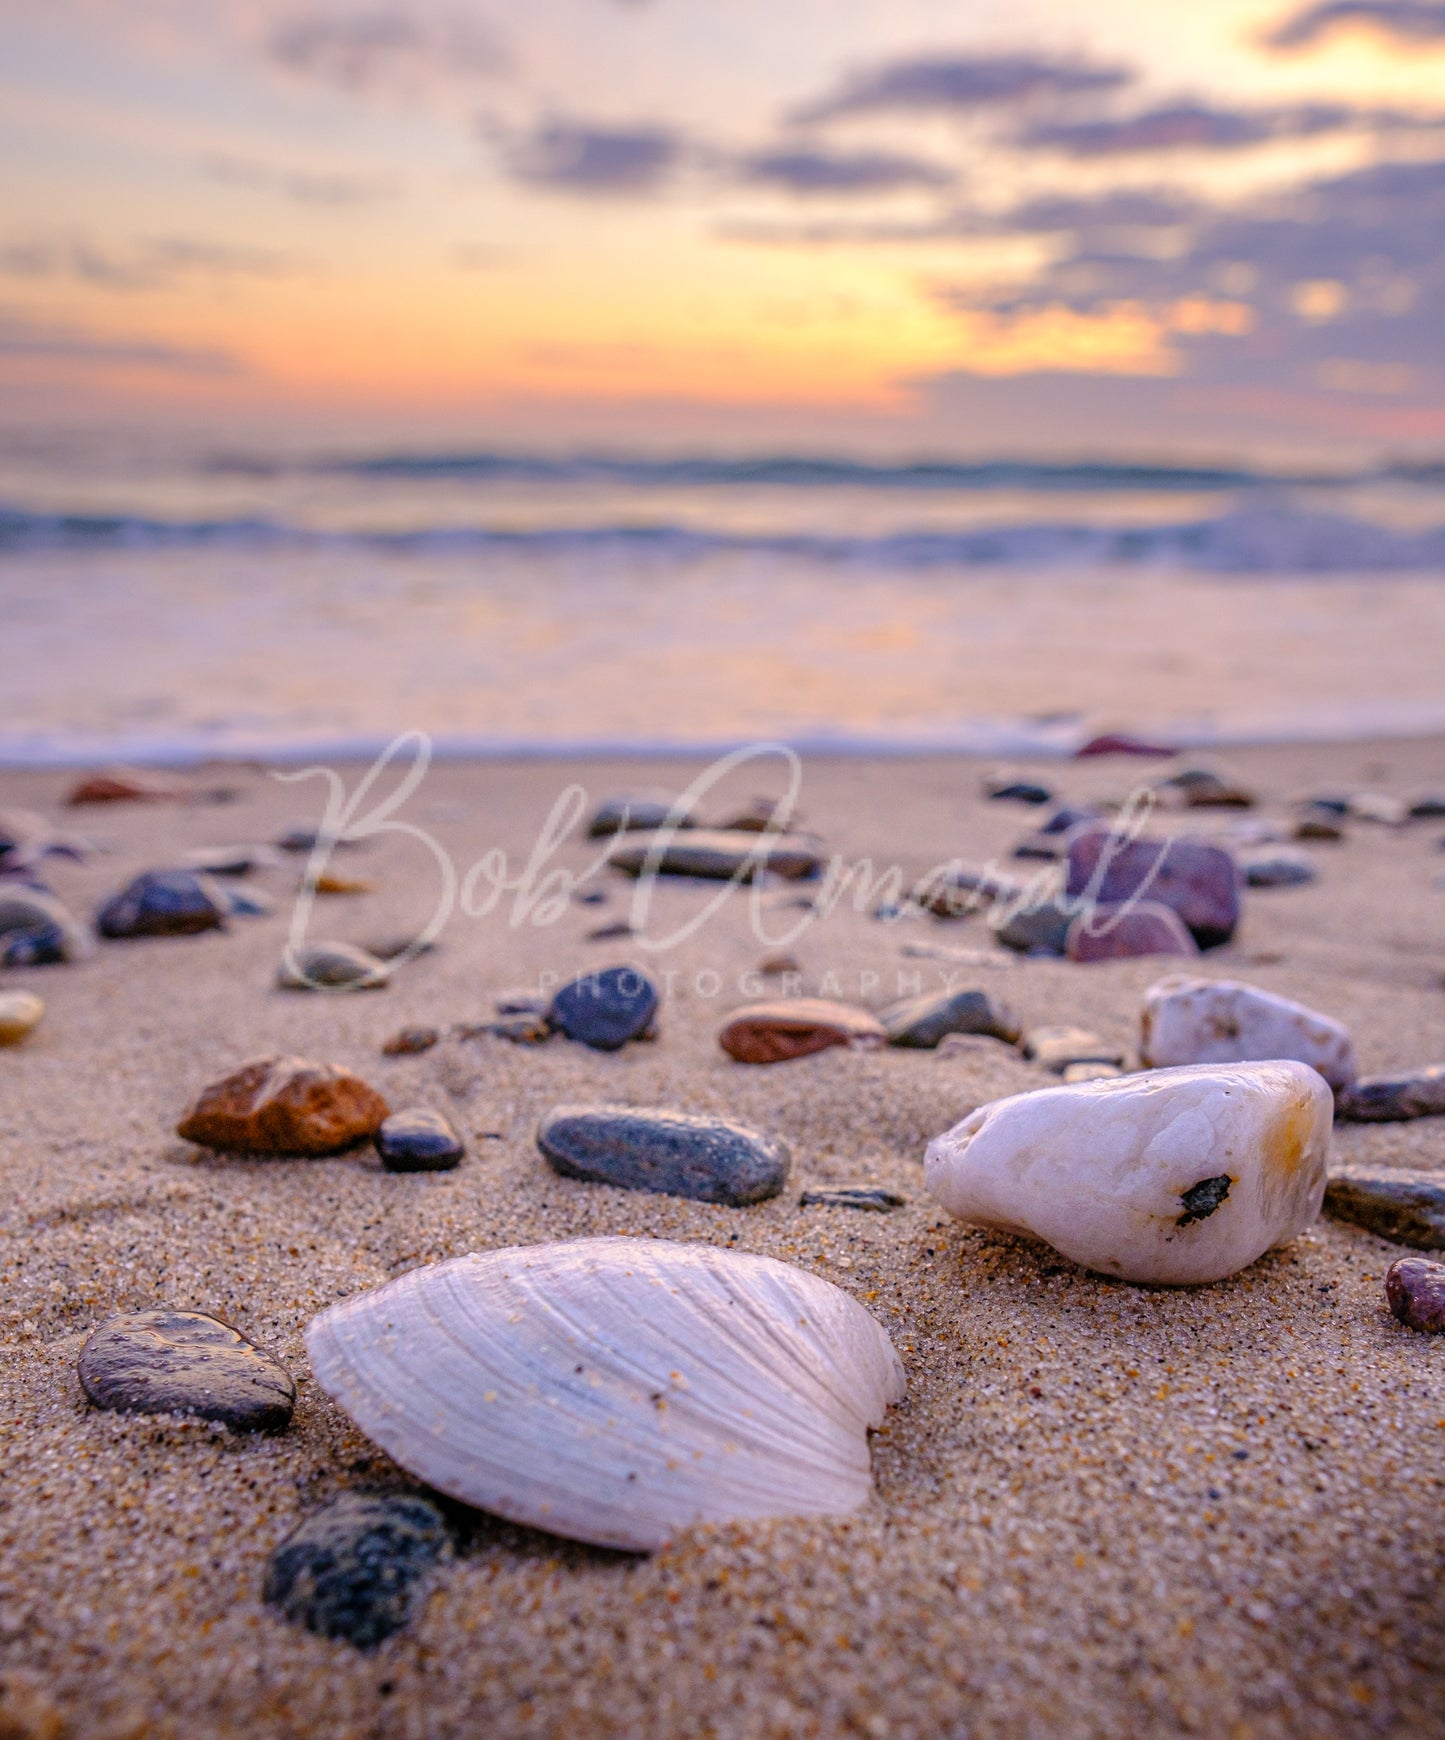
<box><xmin>5</xmin><ymin>0</ymin><xmax>1445</xmax><ymax>457</ymax></box>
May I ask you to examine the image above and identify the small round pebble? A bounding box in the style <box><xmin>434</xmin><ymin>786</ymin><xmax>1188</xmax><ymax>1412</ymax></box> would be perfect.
<box><xmin>548</xmin><ymin>965</ymin><xmax>658</xmax><ymax>1051</ymax></box>
<box><xmin>78</xmin><ymin>1309</ymin><xmax>295</xmax><ymax>1431</ymax></box>
<box><xmin>1386</xmin><ymin>1257</ymin><xmax>1445</xmax><ymax>1331</ymax></box>
<box><xmin>264</xmin><ymin>1492</ymin><xmax>451</xmax><ymax>1650</ymax></box>
<box><xmin>0</xmin><ymin>991</ymin><xmax>43</xmax><ymax>1046</ymax></box>
<box><xmin>375</xmin><ymin>1107</ymin><xmax>464</xmax><ymax>1172</ymax></box>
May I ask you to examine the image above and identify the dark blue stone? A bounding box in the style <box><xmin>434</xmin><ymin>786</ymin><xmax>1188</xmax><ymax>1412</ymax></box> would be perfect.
<box><xmin>2</xmin><ymin>922</ymin><xmax>68</xmax><ymax>967</ymax></box>
<box><xmin>538</xmin><ymin>1104</ymin><xmax>789</xmax><ymax>1205</ymax></box>
<box><xmin>547</xmin><ymin>965</ymin><xmax>658</xmax><ymax>1051</ymax></box>
<box><xmin>96</xmin><ymin>870</ymin><xmax>228</xmax><ymax>938</ymax></box>
<box><xmin>264</xmin><ymin>1493</ymin><xmax>451</xmax><ymax>1650</ymax></box>
<box><xmin>375</xmin><ymin>1108</ymin><xmax>464</xmax><ymax>1172</ymax></box>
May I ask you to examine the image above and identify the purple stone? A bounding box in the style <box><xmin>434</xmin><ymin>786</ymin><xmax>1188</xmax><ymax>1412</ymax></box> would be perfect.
<box><xmin>1064</xmin><ymin>827</ymin><xmax>1241</xmax><ymax>949</ymax></box>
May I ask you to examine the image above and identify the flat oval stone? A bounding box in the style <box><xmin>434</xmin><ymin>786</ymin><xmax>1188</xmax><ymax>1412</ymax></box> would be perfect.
<box><xmin>586</xmin><ymin>791</ymin><xmax>698</xmax><ymax>837</ymax></box>
<box><xmin>0</xmin><ymin>991</ymin><xmax>43</xmax><ymax>1045</ymax></box>
<box><xmin>984</xmin><ymin>770</ymin><xmax>1052</xmax><ymax>805</ymax></box>
<box><xmin>381</xmin><ymin>1026</ymin><xmax>439</xmax><ymax>1056</ymax></box>
<box><xmin>538</xmin><ymin>1105</ymin><xmax>789</xmax><ymax>1205</ymax></box>
<box><xmin>1065</xmin><ymin>828</ymin><xmax>1240</xmax><ymax>949</ymax></box>
<box><xmin>1023</xmin><ymin>1025</ymin><xmax>1125</xmax><ymax>1073</ymax></box>
<box><xmin>264</xmin><ymin>1493</ymin><xmax>451</xmax><ymax>1650</ymax></box>
<box><xmin>1386</xmin><ymin>1257</ymin><xmax>1445</xmax><ymax>1331</ymax></box>
<box><xmin>1242</xmin><ymin>849</ymin><xmax>1318</xmax><ymax>887</ymax></box>
<box><xmin>1065</xmin><ymin>901</ymin><xmax>1198</xmax><ymax>962</ymax></box>
<box><xmin>96</xmin><ymin>870</ymin><xmax>228</xmax><ymax>939</ymax></box>
<box><xmin>799</xmin><ymin>1186</ymin><xmax>905</xmax><ymax>1212</ymax></box>
<box><xmin>0</xmin><ymin>887</ymin><xmax>90</xmax><ymax>962</ymax></box>
<box><xmin>548</xmin><ymin>965</ymin><xmax>658</xmax><ymax>1051</ymax></box>
<box><xmin>881</xmin><ymin>988</ymin><xmax>1020</xmax><ymax>1048</ymax></box>
<box><xmin>277</xmin><ymin>943</ymin><xmax>390</xmax><ymax>991</ymax></box>
<box><xmin>1324</xmin><ymin>1168</ymin><xmax>1445</xmax><ymax>1248</ymax></box>
<box><xmin>1336</xmin><ymin>1066</ymin><xmax>1445</xmax><ymax>1123</ymax></box>
<box><xmin>607</xmin><ymin>829</ymin><xmax>822</xmax><ymax>882</ymax></box>
<box><xmin>177</xmin><ymin>1054</ymin><xmax>390</xmax><ymax>1155</ymax></box>
<box><xmin>718</xmin><ymin>998</ymin><xmax>886</xmax><ymax>1065</ymax></box>
<box><xmin>78</xmin><ymin>1309</ymin><xmax>295</xmax><ymax>1430</ymax></box>
<box><xmin>926</xmin><ymin>1059</ymin><xmax>1332</xmax><ymax>1286</ymax></box>
<box><xmin>1408</xmin><ymin>794</ymin><xmax>1445</xmax><ymax>820</ymax></box>
<box><xmin>375</xmin><ymin>1108</ymin><xmax>464</xmax><ymax>1172</ymax></box>
<box><xmin>1140</xmin><ymin>975</ymin><xmax>1357</xmax><ymax>1088</ymax></box>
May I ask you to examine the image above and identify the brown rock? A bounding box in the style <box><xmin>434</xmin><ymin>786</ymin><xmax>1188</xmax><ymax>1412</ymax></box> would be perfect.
<box><xmin>65</xmin><ymin>765</ymin><xmax>179</xmax><ymax>805</ymax></box>
<box><xmin>1324</xmin><ymin>1168</ymin><xmax>1445</xmax><ymax>1249</ymax></box>
<box><xmin>1065</xmin><ymin>900</ymin><xmax>1198</xmax><ymax>962</ymax></box>
<box><xmin>718</xmin><ymin>999</ymin><xmax>886</xmax><ymax>1065</ymax></box>
<box><xmin>381</xmin><ymin>1026</ymin><xmax>439</xmax><ymax>1056</ymax></box>
<box><xmin>311</xmin><ymin>872</ymin><xmax>375</xmax><ymax>895</ymax></box>
<box><xmin>177</xmin><ymin>1055</ymin><xmax>390</xmax><ymax>1155</ymax></box>
<box><xmin>1386</xmin><ymin>1257</ymin><xmax>1445</xmax><ymax>1332</ymax></box>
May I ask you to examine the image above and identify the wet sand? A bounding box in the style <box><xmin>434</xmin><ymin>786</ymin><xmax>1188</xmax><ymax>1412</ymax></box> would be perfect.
<box><xmin>2</xmin><ymin>738</ymin><xmax>1444</xmax><ymax>1739</ymax></box>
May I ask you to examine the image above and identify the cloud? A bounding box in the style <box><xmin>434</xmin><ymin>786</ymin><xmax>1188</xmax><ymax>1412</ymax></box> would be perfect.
<box><xmin>793</xmin><ymin>52</ymin><xmax>1132</xmax><ymax>124</ymax></box>
<box><xmin>202</xmin><ymin>151</ymin><xmax>401</xmax><ymax>205</ymax></box>
<box><xmin>499</xmin><ymin>120</ymin><xmax>688</xmax><ymax>193</ymax></box>
<box><xmin>0</xmin><ymin>236</ymin><xmax>299</xmax><ymax>292</ymax></box>
<box><xmin>1263</xmin><ymin>0</ymin><xmax>1445</xmax><ymax>49</ymax></box>
<box><xmin>266</xmin><ymin>8</ymin><xmax>507</xmax><ymax>100</ymax></box>
<box><xmin>0</xmin><ymin>311</ymin><xmax>240</xmax><ymax>374</ymax></box>
<box><xmin>1017</xmin><ymin>101</ymin><xmax>1359</xmax><ymax>155</ymax></box>
<box><xmin>735</xmin><ymin>145</ymin><xmax>955</xmax><ymax>195</ymax></box>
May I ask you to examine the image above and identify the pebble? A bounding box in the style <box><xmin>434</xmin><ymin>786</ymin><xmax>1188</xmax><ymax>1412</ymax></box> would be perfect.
<box><xmin>585</xmin><ymin>791</ymin><xmax>697</xmax><ymax>837</ymax></box>
<box><xmin>925</xmin><ymin>1059</ymin><xmax>1332</xmax><ymax>1285</ymax></box>
<box><xmin>1140</xmin><ymin>975</ymin><xmax>1357</xmax><ymax>1088</ymax></box>
<box><xmin>65</xmin><ymin>765</ymin><xmax>178</xmax><ymax>805</ymax></box>
<box><xmin>1323</xmin><ymin>1168</ymin><xmax>1445</xmax><ymax>1248</ymax></box>
<box><xmin>0</xmin><ymin>887</ymin><xmax>90</xmax><ymax>962</ymax></box>
<box><xmin>77</xmin><ymin>1308</ymin><xmax>296</xmax><ymax>1431</ymax></box>
<box><xmin>607</xmin><ymin>829</ymin><xmax>823</xmax><ymax>882</ymax></box>
<box><xmin>1242</xmin><ymin>848</ymin><xmax>1318</xmax><ymax>887</ymax></box>
<box><xmin>375</xmin><ymin>1108</ymin><xmax>464</xmax><ymax>1172</ymax></box>
<box><xmin>1335</xmin><ymin>1066</ymin><xmax>1445</xmax><ymax>1122</ymax></box>
<box><xmin>381</xmin><ymin>1026</ymin><xmax>440</xmax><ymax>1056</ymax></box>
<box><xmin>537</xmin><ymin>1104</ymin><xmax>789</xmax><ymax>1206</ymax></box>
<box><xmin>496</xmin><ymin>989</ymin><xmax>549</xmax><ymax>1016</ymax></box>
<box><xmin>1011</xmin><ymin>831</ymin><xmax>1065</xmax><ymax>862</ymax></box>
<box><xmin>798</xmin><ymin>1186</ymin><xmax>905</xmax><ymax>1212</ymax></box>
<box><xmin>547</xmin><ymin>965</ymin><xmax>658</xmax><ymax>1051</ymax></box>
<box><xmin>1294</xmin><ymin>813</ymin><xmax>1346</xmax><ymax>842</ymax></box>
<box><xmin>758</xmin><ymin>951</ymin><xmax>801</xmax><ymax>975</ymax></box>
<box><xmin>1065</xmin><ymin>827</ymin><xmax>1240</xmax><ymax>948</ymax></box>
<box><xmin>585</xmin><ymin>919</ymin><xmax>636</xmax><ymax>941</ymax></box>
<box><xmin>1157</xmin><ymin>761</ymin><xmax>1256</xmax><ymax>808</ymax></box>
<box><xmin>222</xmin><ymin>886</ymin><xmax>273</xmax><ymax>919</ymax></box>
<box><xmin>276</xmin><ymin>943</ymin><xmax>390</xmax><ymax>991</ymax></box>
<box><xmin>992</xmin><ymin>895</ymin><xmax>1074</xmax><ymax>955</ymax></box>
<box><xmin>718</xmin><ymin>998</ymin><xmax>887</xmax><ymax>1064</ymax></box>
<box><xmin>0</xmin><ymin>991</ymin><xmax>43</xmax><ymax>1045</ymax></box>
<box><xmin>364</xmin><ymin>934</ymin><xmax>437</xmax><ymax>962</ymax></box>
<box><xmin>880</xmin><ymin>987</ymin><xmax>1020</xmax><ymax>1048</ymax></box>
<box><xmin>263</xmin><ymin>1493</ymin><xmax>451</xmax><ymax>1651</ymax></box>
<box><xmin>1023</xmin><ymin>1026</ymin><xmax>1125</xmax><ymax>1073</ymax></box>
<box><xmin>1408</xmin><ymin>793</ymin><xmax>1445</xmax><ymax>820</ymax></box>
<box><xmin>181</xmin><ymin>844</ymin><xmax>282</xmax><ymax>877</ymax></box>
<box><xmin>310</xmin><ymin>872</ymin><xmax>375</xmax><ymax>895</ymax></box>
<box><xmin>176</xmin><ymin>1054</ymin><xmax>390</xmax><ymax>1155</ymax></box>
<box><xmin>984</xmin><ymin>770</ymin><xmax>1052</xmax><ymax>805</ymax></box>
<box><xmin>1348</xmin><ymin>792</ymin><xmax>1407</xmax><ymax>826</ymax></box>
<box><xmin>1064</xmin><ymin>900</ymin><xmax>1198</xmax><ymax>962</ymax></box>
<box><xmin>1074</xmin><ymin>733</ymin><xmax>1179</xmax><ymax>758</ymax></box>
<box><xmin>480</xmin><ymin>1013</ymin><xmax>551</xmax><ymax>1044</ymax></box>
<box><xmin>573</xmin><ymin>886</ymin><xmax>608</xmax><ymax>905</ymax></box>
<box><xmin>935</xmin><ymin>1033</ymin><xmax>1021</xmax><ymax>1061</ymax></box>
<box><xmin>716</xmin><ymin>795</ymin><xmax>805</xmax><ymax>833</ymax></box>
<box><xmin>1385</xmin><ymin>1256</ymin><xmax>1445</xmax><ymax>1331</ymax></box>
<box><xmin>912</xmin><ymin>865</ymin><xmax>1023</xmax><ymax>919</ymax></box>
<box><xmin>0</xmin><ymin>921</ymin><xmax>70</xmax><ymax>967</ymax></box>
<box><xmin>275</xmin><ymin>824</ymin><xmax>362</xmax><ymax>854</ymax></box>
<box><xmin>96</xmin><ymin>869</ymin><xmax>229</xmax><ymax>939</ymax></box>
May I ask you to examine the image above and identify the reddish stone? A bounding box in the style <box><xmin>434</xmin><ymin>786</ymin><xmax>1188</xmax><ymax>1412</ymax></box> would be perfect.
<box><xmin>1065</xmin><ymin>826</ymin><xmax>1241</xmax><ymax>949</ymax></box>
<box><xmin>1074</xmin><ymin>733</ymin><xmax>1180</xmax><ymax>759</ymax></box>
<box><xmin>1065</xmin><ymin>900</ymin><xmax>1199</xmax><ymax>963</ymax></box>
<box><xmin>718</xmin><ymin>999</ymin><xmax>886</xmax><ymax>1065</ymax></box>
<box><xmin>177</xmin><ymin>1055</ymin><xmax>389</xmax><ymax>1155</ymax></box>
<box><xmin>66</xmin><ymin>766</ymin><xmax>180</xmax><ymax>805</ymax></box>
<box><xmin>1386</xmin><ymin>1257</ymin><xmax>1445</xmax><ymax>1333</ymax></box>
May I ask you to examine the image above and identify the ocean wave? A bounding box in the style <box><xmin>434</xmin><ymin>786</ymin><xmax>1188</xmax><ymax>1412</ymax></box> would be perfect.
<box><xmin>3</xmin><ymin>501</ymin><xmax>1444</xmax><ymax>573</ymax></box>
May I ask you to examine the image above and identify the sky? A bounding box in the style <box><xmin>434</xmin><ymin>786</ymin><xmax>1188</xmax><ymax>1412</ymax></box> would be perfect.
<box><xmin>4</xmin><ymin>0</ymin><xmax>1445</xmax><ymax>459</ymax></box>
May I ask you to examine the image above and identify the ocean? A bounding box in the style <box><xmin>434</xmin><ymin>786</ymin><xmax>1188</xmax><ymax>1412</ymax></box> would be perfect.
<box><xmin>4</xmin><ymin>431</ymin><xmax>1444</xmax><ymax>765</ymax></box>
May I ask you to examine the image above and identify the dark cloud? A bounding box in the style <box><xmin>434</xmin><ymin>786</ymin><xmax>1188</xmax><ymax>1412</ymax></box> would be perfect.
<box><xmin>0</xmin><ymin>237</ymin><xmax>298</xmax><ymax>292</ymax></box>
<box><xmin>1263</xmin><ymin>0</ymin><xmax>1445</xmax><ymax>49</ymax></box>
<box><xmin>0</xmin><ymin>311</ymin><xmax>239</xmax><ymax>374</ymax></box>
<box><xmin>1018</xmin><ymin>101</ymin><xmax>1359</xmax><ymax>155</ymax></box>
<box><xmin>501</xmin><ymin>121</ymin><xmax>688</xmax><ymax>194</ymax></box>
<box><xmin>793</xmin><ymin>53</ymin><xmax>1132</xmax><ymax>124</ymax></box>
<box><xmin>735</xmin><ymin>146</ymin><xmax>955</xmax><ymax>195</ymax></box>
<box><xmin>266</xmin><ymin>9</ymin><xmax>507</xmax><ymax>98</ymax></box>
<box><xmin>202</xmin><ymin>152</ymin><xmax>401</xmax><ymax>205</ymax></box>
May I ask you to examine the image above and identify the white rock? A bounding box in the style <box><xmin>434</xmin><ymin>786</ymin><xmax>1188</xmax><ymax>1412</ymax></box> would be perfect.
<box><xmin>925</xmin><ymin>1060</ymin><xmax>1331</xmax><ymax>1285</ymax></box>
<box><xmin>1140</xmin><ymin>974</ymin><xmax>1356</xmax><ymax>1088</ymax></box>
<box><xmin>306</xmin><ymin>1236</ymin><xmax>905</xmax><ymax>1551</ymax></box>
<box><xmin>0</xmin><ymin>991</ymin><xmax>43</xmax><ymax>1046</ymax></box>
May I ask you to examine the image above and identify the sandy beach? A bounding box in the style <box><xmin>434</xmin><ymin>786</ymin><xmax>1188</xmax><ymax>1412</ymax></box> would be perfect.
<box><xmin>3</xmin><ymin>738</ymin><xmax>1445</xmax><ymax>1740</ymax></box>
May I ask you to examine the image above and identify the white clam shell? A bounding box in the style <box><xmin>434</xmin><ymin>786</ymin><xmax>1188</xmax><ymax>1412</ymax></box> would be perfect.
<box><xmin>925</xmin><ymin>1060</ymin><xmax>1331</xmax><ymax>1285</ymax></box>
<box><xmin>305</xmin><ymin>1237</ymin><xmax>905</xmax><ymax>1551</ymax></box>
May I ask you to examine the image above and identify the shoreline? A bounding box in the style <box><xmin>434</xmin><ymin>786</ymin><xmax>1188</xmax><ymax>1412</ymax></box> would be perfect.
<box><xmin>2</xmin><ymin>740</ymin><xmax>1444</xmax><ymax>1738</ymax></box>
